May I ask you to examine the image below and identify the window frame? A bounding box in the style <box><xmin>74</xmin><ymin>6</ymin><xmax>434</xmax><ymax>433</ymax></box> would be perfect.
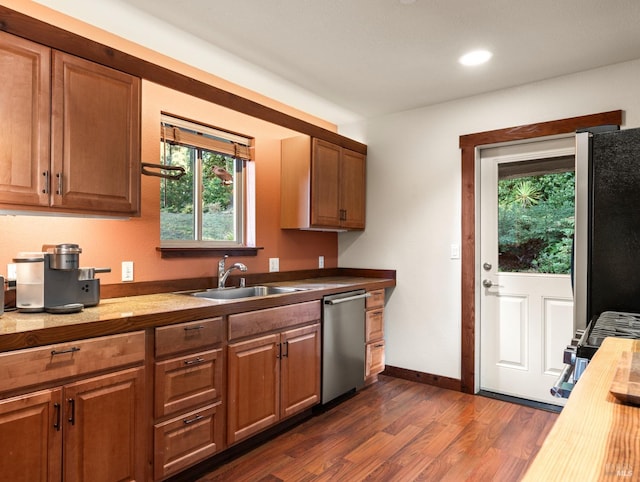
<box><xmin>159</xmin><ymin>114</ymin><xmax>255</xmax><ymax>249</ymax></box>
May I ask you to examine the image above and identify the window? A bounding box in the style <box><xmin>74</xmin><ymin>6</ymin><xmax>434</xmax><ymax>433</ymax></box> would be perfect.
<box><xmin>159</xmin><ymin>114</ymin><xmax>254</xmax><ymax>248</ymax></box>
<box><xmin>497</xmin><ymin>156</ymin><xmax>575</xmax><ymax>274</ymax></box>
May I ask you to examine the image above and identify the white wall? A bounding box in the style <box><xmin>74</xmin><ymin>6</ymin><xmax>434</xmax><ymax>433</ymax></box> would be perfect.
<box><xmin>338</xmin><ymin>59</ymin><xmax>640</xmax><ymax>379</ymax></box>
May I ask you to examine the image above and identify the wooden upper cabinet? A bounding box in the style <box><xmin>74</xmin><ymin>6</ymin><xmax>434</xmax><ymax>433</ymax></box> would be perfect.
<box><xmin>0</xmin><ymin>31</ymin><xmax>51</xmax><ymax>207</ymax></box>
<box><xmin>0</xmin><ymin>31</ymin><xmax>141</xmax><ymax>216</ymax></box>
<box><xmin>339</xmin><ymin>146</ymin><xmax>366</xmax><ymax>229</ymax></box>
<box><xmin>51</xmin><ymin>51</ymin><xmax>141</xmax><ymax>215</ymax></box>
<box><xmin>281</xmin><ymin>136</ymin><xmax>366</xmax><ymax>230</ymax></box>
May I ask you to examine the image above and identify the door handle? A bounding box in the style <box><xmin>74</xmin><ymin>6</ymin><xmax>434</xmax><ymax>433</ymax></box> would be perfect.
<box><xmin>482</xmin><ymin>279</ymin><xmax>503</xmax><ymax>288</ymax></box>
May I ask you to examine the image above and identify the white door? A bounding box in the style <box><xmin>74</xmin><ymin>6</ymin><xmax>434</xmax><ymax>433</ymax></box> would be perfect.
<box><xmin>479</xmin><ymin>137</ymin><xmax>576</xmax><ymax>406</ymax></box>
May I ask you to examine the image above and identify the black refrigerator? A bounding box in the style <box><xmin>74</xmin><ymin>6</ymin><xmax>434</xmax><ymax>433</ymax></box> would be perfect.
<box><xmin>574</xmin><ymin>127</ymin><xmax>640</xmax><ymax>330</ymax></box>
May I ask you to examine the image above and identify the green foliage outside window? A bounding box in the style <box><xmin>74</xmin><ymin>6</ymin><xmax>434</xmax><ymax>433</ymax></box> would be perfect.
<box><xmin>498</xmin><ymin>171</ymin><xmax>575</xmax><ymax>274</ymax></box>
<box><xmin>160</xmin><ymin>143</ymin><xmax>236</xmax><ymax>241</ymax></box>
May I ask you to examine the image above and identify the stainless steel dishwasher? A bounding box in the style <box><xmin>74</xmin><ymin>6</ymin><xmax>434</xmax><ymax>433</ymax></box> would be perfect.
<box><xmin>322</xmin><ymin>290</ymin><xmax>369</xmax><ymax>404</ymax></box>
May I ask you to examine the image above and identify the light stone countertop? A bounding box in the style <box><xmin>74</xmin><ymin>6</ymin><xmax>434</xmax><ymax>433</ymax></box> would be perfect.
<box><xmin>0</xmin><ymin>276</ymin><xmax>394</xmax><ymax>352</ymax></box>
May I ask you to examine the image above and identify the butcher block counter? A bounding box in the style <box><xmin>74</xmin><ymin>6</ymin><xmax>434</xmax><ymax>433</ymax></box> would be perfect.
<box><xmin>523</xmin><ymin>337</ymin><xmax>640</xmax><ymax>481</ymax></box>
<box><xmin>0</xmin><ymin>275</ymin><xmax>394</xmax><ymax>352</ymax></box>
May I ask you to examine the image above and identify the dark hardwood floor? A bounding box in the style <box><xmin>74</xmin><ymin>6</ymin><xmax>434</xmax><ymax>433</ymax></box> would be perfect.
<box><xmin>194</xmin><ymin>375</ymin><xmax>558</xmax><ymax>481</ymax></box>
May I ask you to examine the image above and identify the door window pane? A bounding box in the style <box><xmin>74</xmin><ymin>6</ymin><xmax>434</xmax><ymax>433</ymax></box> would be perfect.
<box><xmin>498</xmin><ymin>162</ymin><xmax>575</xmax><ymax>274</ymax></box>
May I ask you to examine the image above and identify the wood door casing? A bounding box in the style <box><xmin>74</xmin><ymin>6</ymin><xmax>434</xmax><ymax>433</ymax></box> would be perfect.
<box><xmin>458</xmin><ymin>110</ymin><xmax>623</xmax><ymax>393</ymax></box>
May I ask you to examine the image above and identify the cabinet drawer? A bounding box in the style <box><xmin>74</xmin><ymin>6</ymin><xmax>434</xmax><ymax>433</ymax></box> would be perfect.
<box><xmin>366</xmin><ymin>289</ymin><xmax>385</xmax><ymax>309</ymax></box>
<box><xmin>155</xmin><ymin>317</ymin><xmax>223</xmax><ymax>358</ymax></box>
<box><xmin>0</xmin><ymin>331</ymin><xmax>145</xmax><ymax>395</ymax></box>
<box><xmin>365</xmin><ymin>308</ymin><xmax>384</xmax><ymax>342</ymax></box>
<box><xmin>366</xmin><ymin>341</ymin><xmax>385</xmax><ymax>377</ymax></box>
<box><xmin>228</xmin><ymin>301</ymin><xmax>321</xmax><ymax>341</ymax></box>
<box><xmin>154</xmin><ymin>348</ymin><xmax>223</xmax><ymax>418</ymax></box>
<box><xmin>154</xmin><ymin>402</ymin><xmax>224</xmax><ymax>480</ymax></box>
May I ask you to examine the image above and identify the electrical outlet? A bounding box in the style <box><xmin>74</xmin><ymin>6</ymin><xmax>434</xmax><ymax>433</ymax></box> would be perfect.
<box><xmin>318</xmin><ymin>256</ymin><xmax>325</xmax><ymax>269</ymax></box>
<box><xmin>121</xmin><ymin>261</ymin><xmax>134</xmax><ymax>282</ymax></box>
<box><xmin>269</xmin><ymin>258</ymin><xmax>279</xmax><ymax>272</ymax></box>
<box><xmin>6</xmin><ymin>263</ymin><xmax>16</xmax><ymax>280</ymax></box>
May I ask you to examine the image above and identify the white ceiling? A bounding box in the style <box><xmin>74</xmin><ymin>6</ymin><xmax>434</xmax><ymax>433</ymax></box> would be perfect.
<box><xmin>35</xmin><ymin>0</ymin><xmax>640</xmax><ymax>123</ymax></box>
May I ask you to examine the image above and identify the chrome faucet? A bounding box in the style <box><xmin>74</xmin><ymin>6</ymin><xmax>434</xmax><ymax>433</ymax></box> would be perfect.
<box><xmin>217</xmin><ymin>255</ymin><xmax>248</xmax><ymax>288</ymax></box>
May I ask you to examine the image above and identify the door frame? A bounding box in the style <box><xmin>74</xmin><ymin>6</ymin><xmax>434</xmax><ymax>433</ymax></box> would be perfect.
<box><xmin>458</xmin><ymin>110</ymin><xmax>622</xmax><ymax>394</ymax></box>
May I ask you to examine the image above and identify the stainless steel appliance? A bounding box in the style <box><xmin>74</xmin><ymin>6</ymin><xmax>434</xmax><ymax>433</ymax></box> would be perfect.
<box><xmin>14</xmin><ymin>244</ymin><xmax>110</xmax><ymax>313</ymax></box>
<box><xmin>322</xmin><ymin>290</ymin><xmax>369</xmax><ymax>404</ymax></box>
<box><xmin>554</xmin><ymin>127</ymin><xmax>640</xmax><ymax>397</ymax></box>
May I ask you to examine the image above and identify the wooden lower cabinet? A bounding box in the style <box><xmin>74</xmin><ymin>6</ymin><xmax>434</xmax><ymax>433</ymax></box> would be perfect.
<box><xmin>64</xmin><ymin>367</ymin><xmax>145</xmax><ymax>482</ymax></box>
<box><xmin>152</xmin><ymin>318</ymin><xmax>225</xmax><ymax>480</ymax></box>
<box><xmin>0</xmin><ymin>388</ymin><xmax>62</xmax><ymax>482</ymax></box>
<box><xmin>365</xmin><ymin>289</ymin><xmax>386</xmax><ymax>383</ymax></box>
<box><xmin>227</xmin><ymin>323</ymin><xmax>321</xmax><ymax>445</ymax></box>
<box><xmin>154</xmin><ymin>402</ymin><xmax>224</xmax><ymax>479</ymax></box>
<box><xmin>0</xmin><ymin>367</ymin><xmax>145</xmax><ymax>482</ymax></box>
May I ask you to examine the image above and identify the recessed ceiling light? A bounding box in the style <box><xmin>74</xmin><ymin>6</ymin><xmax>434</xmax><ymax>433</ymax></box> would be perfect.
<box><xmin>399</xmin><ymin>0</ymin><xmax>416</xmax><ymax>4</ymax></box>
<box><xmin>459</xmin><ymin>49</ymin><xmax>493</xmax><ymax>66</ymax></box>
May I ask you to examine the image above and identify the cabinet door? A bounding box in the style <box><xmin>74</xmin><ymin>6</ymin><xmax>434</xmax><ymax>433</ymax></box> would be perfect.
<box><xmin>51</xmin><ymin>51</ymin><xmax>141</xmax><ymax>215</ymax></box>
<box><xmin>0</xmin><ymin>388</ymin><xmax>62</xmax><ymax>482</ymax></box>
<box><xmin>154</xmin><ymin>402</ymin><xmax>223</xmax><ymax>480</ymax></box>
<box><xmin>311</xmin><ymin>138</ymin><xmax>341</xmax><ymax>227</ymax></box>
<box><xmin>227</xmin><ymin>334</ymin><xmax>279</xmax><ymax>445</ymax></box>
<box><xmin>340</xmin><ymin>148</ymin><xmax>366</xmax><ymax>229</ymax></box>
<box><xmin>365</xmin><ymin>308</ymin><xmax>384</xmax><ymax>343</ymax></box>
<box><xmin>281</xmin><ymin>323</ymin><xmax>321</xmax><ymax>418</ymax></box>
<box><xmin>366</xmin><ymin>341</ymin><xmax>386</xmax><ymax>377</ymax></box>
<box><xmin>0</xmin><ymin>31</ymin><xmax>50</xmax><ymax>207</ymax></box>
<box><xmin>154</xmin><ymin>348</ymin><xmax>223</xmax><ymax>418</ymax></box>
<box><xmin>63</xmin><ymin>367</ymin><xmax>145</xmax><ymax>482</ymax></box>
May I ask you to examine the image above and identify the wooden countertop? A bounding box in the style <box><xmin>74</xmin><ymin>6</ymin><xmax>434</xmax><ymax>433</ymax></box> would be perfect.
<box><xmin>523</xmin><ymin>337</ymin><xmax>640</xmax><ymax>481</ymax></box>
<box><xmin>0</xmin><ymin>276</ymin><xmax>394</xmax><ymax>352</ymax></box>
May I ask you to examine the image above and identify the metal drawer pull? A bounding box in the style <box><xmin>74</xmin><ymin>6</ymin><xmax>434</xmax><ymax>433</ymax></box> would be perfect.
<box><xmin>183</xmin><ymin>357</ymin><xmax>205</xmax><ymax>366</ymax></box>
<box><xmin>374</xmin><ymin>343</ymin><xmax>385</xmax><ymax>348</ymax></box>
<box><xmin>53</xmin><ymin>403</ymin><xmax>61</xmax><ymax>431</ymax></box>
<box><xmin>68</xmin><ymin>398</ymin><xmax>75</xmax><ymax>425</ymax></box>
<box><xmin>51</xmin><ymin>346</ymin><xmax>81</xmax><ymax>356</ymax></box>
<box><xmin>324</xmin><ymin>293</ymin><xmax>371</xmax><ymax>305</ymax></box>
<box><xmin>183</xmin><ymin>325</ymin><xmax>205</xmax><ymax>331</ymax></box>
<box><xmin>42</xmin><ymin>171</ymin><xmax>50</xmax><ymax>194</ymax></box>
<box><xmin>183</xmin><ymin>414</ymin><xmax>204</xmax><ymax>425</ymax></box>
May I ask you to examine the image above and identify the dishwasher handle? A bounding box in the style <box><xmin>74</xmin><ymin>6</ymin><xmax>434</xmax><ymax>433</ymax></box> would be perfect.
<box><xmin>324</xmin><ymin>292</ymin><xmax>371</xmax><ymax>305</ymax></box>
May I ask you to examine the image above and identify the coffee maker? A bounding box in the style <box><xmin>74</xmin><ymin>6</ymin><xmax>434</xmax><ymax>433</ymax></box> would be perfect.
<box><xmin>14</xmin><ymin>244</ymin><xmax>110</xmax><ymax>313</ymax></box>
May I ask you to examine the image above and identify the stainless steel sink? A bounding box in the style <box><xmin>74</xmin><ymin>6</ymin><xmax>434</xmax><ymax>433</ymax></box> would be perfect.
<box><xmin>190</xmin><ymin>285</ymin><xmax>304</xmax><ymax>300</ymax></box>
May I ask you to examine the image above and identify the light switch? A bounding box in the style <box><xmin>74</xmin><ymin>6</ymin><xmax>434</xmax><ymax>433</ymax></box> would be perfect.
<box><xmin>450</xmin><ymin>244</ymin><xmax>460</xmax><ymax>259</ymax></box>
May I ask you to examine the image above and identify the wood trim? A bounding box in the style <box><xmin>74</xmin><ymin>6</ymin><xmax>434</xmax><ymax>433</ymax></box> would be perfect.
<box><xmin>0</xmin><ymin>6</ymin><xmax>367</xmax><ymax>154</ymax></box>
<box><xmin>157</xmin><ymin>247</ymin><xmax>262</xmax><ymax>259</ymax></box>
<box><xmin>458</xmin><ymin>110</ymin><xmax>623</xmax><ymax>394</ymax></box>
<box><xmin>383</xmin><ymin>365</ymin><xmax>462</xmax><ymax>392</ymax></box>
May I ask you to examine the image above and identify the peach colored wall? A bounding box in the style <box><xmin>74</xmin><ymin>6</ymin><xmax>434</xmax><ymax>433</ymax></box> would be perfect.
<box><xmin>2</xmin><ymin>0</ymin><xmax>337</xmax><ymax>132</ymax></box>
<box><xmin>0</xmin><ymin>4</ymin><xmax>339</xmax><ymax>285</ymax></box>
